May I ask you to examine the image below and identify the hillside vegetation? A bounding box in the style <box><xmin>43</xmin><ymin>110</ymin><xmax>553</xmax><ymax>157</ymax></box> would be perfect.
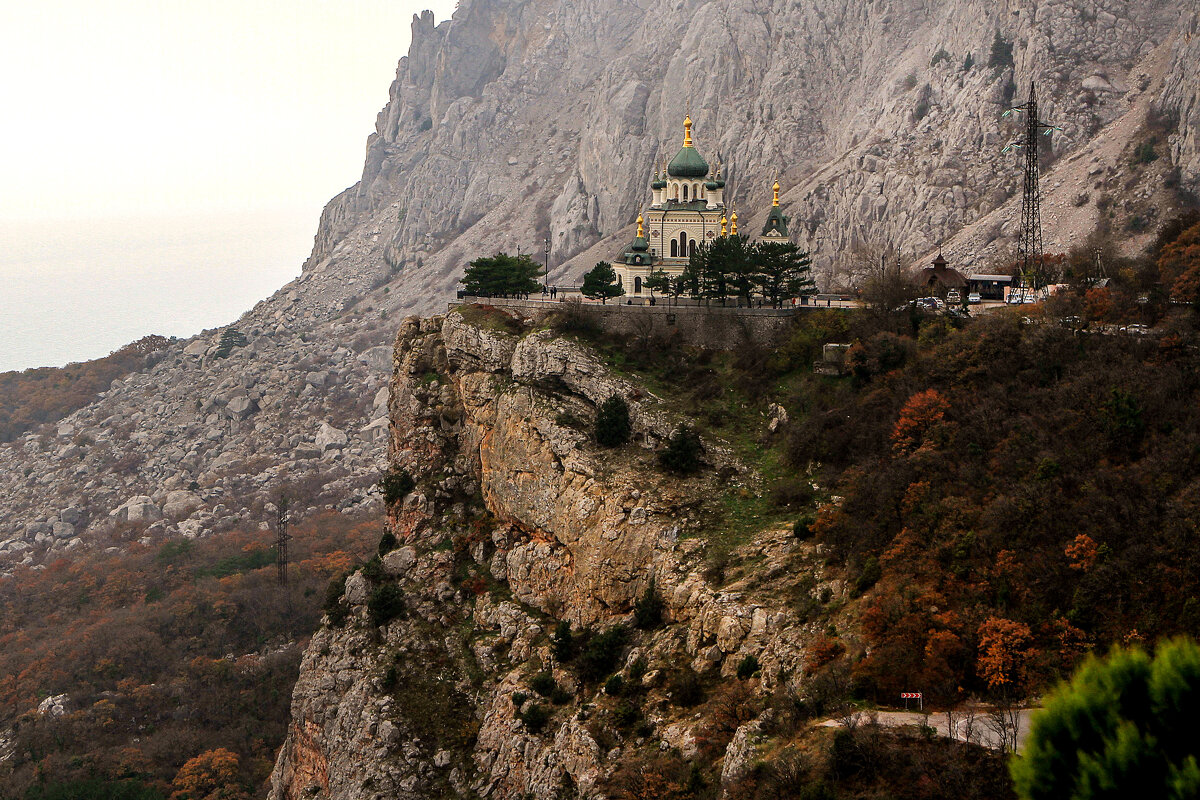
<box><xmin>0</xmin><ymin>512</ymin><xmax>377</xmax><ymax>800</ymax></box>
<box><xmin>0</xmin><ymin>336</ymin><xmax>172</xmax><ymax>443</ymax></box>
<box><xmin>562</xmin><ymin>217</ymin><xmax>1200</xmax><ymax>713</ymax></box>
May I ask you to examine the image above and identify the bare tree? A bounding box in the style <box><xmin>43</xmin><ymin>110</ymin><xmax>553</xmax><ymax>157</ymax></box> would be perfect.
<box><xmin>853</xmin><ymin>242</ymin><xmax>920</xmax><ymax>314</ymax></box>
<box><xmin>985</xmin><ymin>698</ymin><xmax>1022</xmax><ymax>753</ymax></box>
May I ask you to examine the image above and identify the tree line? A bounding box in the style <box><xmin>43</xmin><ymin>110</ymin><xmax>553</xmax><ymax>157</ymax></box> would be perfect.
<box><xmin>458</xmin><ymin>237</ymin><xmax>816</xmax><ymax>308</ymax></box>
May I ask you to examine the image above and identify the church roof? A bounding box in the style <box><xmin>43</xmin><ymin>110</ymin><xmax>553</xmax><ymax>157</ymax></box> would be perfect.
<box><xmin>668</xmin><ymin>146</ymin><xmax>710</xmax><ymax>178</ymax></box>
<box><xmin>762</xmin><ymin>207</ymin><xmax>789</xmax><ymax>237</ymax></box>
<box><xmin>666</xmin><ymin>115</ymin><xmax>710</xmax><ymax>178</ymax></box>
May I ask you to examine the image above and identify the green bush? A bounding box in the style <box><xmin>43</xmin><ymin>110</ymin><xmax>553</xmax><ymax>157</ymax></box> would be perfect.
<box><xmin>361</xmin><ymin>557</ymin><xmax>386</xmax><ymax>583</ymax></box>
<box><xmin>613</xmin><ymin>700</ymin><xmax>642</xmax><ymax>729</ymax></box>
<box><xmin>552</xmin><ymin>620</ymin><xmax>576</xmax><ymax>662</ymax></box>
<box><xmin>323</xmin><ymin>574</ymin><xmax>349</xmax><ymax>627</ymax></box>
<box><xmin>853</xmin><ymin>557</ymin><xmax>882</xmax><ymax>596</ymax></box>
<box><xmin>520</xmin><ymin>702</ymin><xmax>551</xmax><ymax>734</ymax></box>
<box><xmin>1011</xmin><ymin>638</ymin><xmax>1200</xmax><ymax>799</ymax></box>
<box><xmin>529</xmin><ymin>672</ymin><xmax>557</xmax><ymax>697</ymax></box>
<box><xmin>633</xmin><ymin>580</ymin><xmax>664</xmax><ymax>630</ymax></box>
<box><xmin>213</xmin><ymin>327</ymin><xmax>248</xmax><ymax>359</ymax></box>
<box><xmin>594</xmin><ymin>395</ymin><xmax>632</xmax><ymax>447</ymax></box>
<box><xmin>377</xmin><ymin>530</ymin><xmax>399</xmax><ymax>556</ymax></box>
<box><xmin>379</xmin><ymin>468</ymin><xmax>415</xmax><ymax>505</ymax></box>
<box><xmin>628</xmin><ymin>656</ymin><xmax>648</xmax><ymax>684</ymax></box>
<box><xmin>737</xmin><ymin>654</ymin><xmax>760</xmax><ymax>680</ymax></box>
<box><xmin>367</xmin><ymin>583</ymin><xmax>406</xmax><ymax>626</ymax></box>
<box><xmin>1133</xmin><ymin>140</ymin><xmax>1159</xmax><ymax>165</ymax></box>
<box><xmin>793</xmin><ymin>514</ymin><xmax>817</xmax><ymax>540</ymax></box>
<box><xmin>577</xmin><ymin>625</ymin><xmax>629</xmax><ymax>682</ymax></box>
<box><xmin>550</xmin><ymin>686</ymin><xmax>573</xmax><ymax>705</ymax></box>
<box><xmin>988</xmin><ymin>30</ymin><xmax>1014</xmax><ymax>72</ymax></box>
<box><xmin>604</xmin><ymin>675</ymin><xmax>626</xmax><ymax>696</ymax></box>
<box><xmin>658</xmin><ymin>426</ymin><xmax>703</xmax><ymax>474</ymax></box>
<box><xmin>511</xmin><ymin>691</ymin><xmax>528</xmax><ymax>708</ymax></box>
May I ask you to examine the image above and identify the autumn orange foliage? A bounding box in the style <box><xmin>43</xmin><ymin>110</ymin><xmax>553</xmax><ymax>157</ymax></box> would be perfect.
<box><xmin>891</xmin><ymin>389</ymin><xmax>951</xmax><ymax>453</ymax></box>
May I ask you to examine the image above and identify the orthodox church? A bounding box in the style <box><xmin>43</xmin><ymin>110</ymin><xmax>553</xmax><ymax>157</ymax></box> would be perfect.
<box><xmin>613</xmin><ymin>116</ymin><xmax>791</xmax><ymax>295</ymax></box>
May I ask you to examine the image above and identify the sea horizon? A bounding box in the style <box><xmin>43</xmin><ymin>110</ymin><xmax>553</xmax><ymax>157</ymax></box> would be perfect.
<box><xmin>0</xmin><ymin>209</ymin><xmax>317</xmax><ymax>372</ymax></box>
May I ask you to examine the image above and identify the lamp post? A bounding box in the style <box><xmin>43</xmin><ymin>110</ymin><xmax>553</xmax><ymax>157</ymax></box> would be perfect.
<box><xmin>544</xmin><ymin>236</ymin><xmax>551</xmax><ymax>294</ymax></box>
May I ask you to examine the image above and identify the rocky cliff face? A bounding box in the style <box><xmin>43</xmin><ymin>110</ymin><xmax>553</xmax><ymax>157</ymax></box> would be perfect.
<box><xmin>3</xmin><ymin>0</ymin><xmax>1196</xmax><ymax>573</ymax></box>
<box><xmin>301</xmin><ymin>0</ymin><xmax>1199</xmax><ymax>307</ymax></box>
<box><xmin>268</xmin><ymin>311</ymin><xmax>830</xmax><ymax>799</ymax></box>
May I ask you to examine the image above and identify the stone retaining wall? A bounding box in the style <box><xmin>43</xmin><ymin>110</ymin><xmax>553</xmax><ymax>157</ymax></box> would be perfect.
<box><xmin>452</xmin><ymin>297</ymin><xmax>842</xmax><ymax>350</ymax></box>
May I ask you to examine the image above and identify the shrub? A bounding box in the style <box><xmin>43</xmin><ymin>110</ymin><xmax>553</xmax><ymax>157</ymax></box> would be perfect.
<box><xmin>577</xmin><ymin>625</ymin><xmax>629</xmax><ymax>682</ymax></box>
<box><xmin>658</xmin><ymin>426</ymin><xmax>703</xmax><ymax>474</ymax></box>
<box><xmin>367</xmin><ymin>583</ymin><xmax>406</xmax><ymax>626</ymax></box>
<box><xmin>988</xmin><ymin>30</ymin><xmax>1014</xmax><ymax>72</ymax></box>
<box><xmin>323</xmin><ymin>574</ymin><xmax>349</xmax><ymax>627</ymax></box>
<box><xmin>520</xmin><ymin>702</ymin><xmax>551</xmax><ymax>734</ymax></box>
<box><xmin>552</xmin><ymin>620</ymin><xmax>576</xmax><ymax>662</ymax></box>
<box><xmin>379</xmin><ymin>468</ymin><xmax>415</xmax><ymax>505</ymax></box>
<box><xmin>737</xmin><ymin>654</ymin><xmax>760</xmax><ymax>680</ymax></box>
<box><xmin>628</xmin><ymin>656</ymin><xmax>648</xmax><ymax>684</ymax></box>
<box><xmin>793</xmin><ymin>514</ymin><xmax>816</xmax><ymax>540</ymax></box>
<box><xmin>377</xmin><ymin>530</ymin><xmax>399</xmax><ymax>556</ymax></box>
<box><xmin>633</xmin><ymin>580</ymin><xmax>664</xmax><ymax>630</ymax></box>
<box><xmin>853</xmin><ymin>557</ymin><xmax>882</xmax><ymax>596</ymax></box>
<box><xmin>529</xmin><ymin>672</ymin><xmax>557</xmax><ymax>697</ymax></box>
<box><xmin>594</xmin><ymin>395</ymin><xmax>632</xmax><ymax>447</ymax></box>
<box><xmin>930</xmin><ymin>48</ymin><xmax>951</xmax><ymax>66</ymax></box>
<box><xmin>550</xmin><ymin>686</ymin><xmax>573</xmax><ymax>705</ymax></box>
<box><xmin>670</xmin><ymin>670</ymin><xmax>705</xmax><ymax>707</ymax></box>
<box><xmin>605</xmin><ymin>675</ymin><xmax>626</xmax><ymax>696</ymax></box>
<box><xmin>511</xmin><ymin>691</ymin><xmax>528</xmax><ymax>708</ymax></box>
<box><xmin>613</xmin><ymin>700</ymin><xmax>642</xmax><ymax>729</ymax></box>
<box><xmin>213</xmin><ymin>328</ymin><xmax>247</xmax><ymax>359</ymax></box>
<box><xmin>1133</xmin><ymin>140</ymin><xmax>1158</xmax><ymax>165</ymax></box>
<box><xmin>361</xmin><ymin>557</ymin><xmax>386</xmax><ymax>583</ymax></box>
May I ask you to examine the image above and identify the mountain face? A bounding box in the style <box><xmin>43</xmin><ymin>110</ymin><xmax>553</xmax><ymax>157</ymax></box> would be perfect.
<box><xmin>268</xmin><ymin>310</ymin><xmax>828</xmax><ymax>800</ymax></box>
<box><xmin>303</xmin><ymin>0</ymin><xmax>1199</xmax><ymax>310</ymax></box>
<box><xmin>2</xmin><ymin>0</ymin><xmax>1195</xmax><ymax>569</ymax></box>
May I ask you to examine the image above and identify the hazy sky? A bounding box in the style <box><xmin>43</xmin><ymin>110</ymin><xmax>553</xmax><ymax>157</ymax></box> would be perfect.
<box><xmin>1</xmin><ymin>0</ymin><xmax>458</xmax><ymax>222</ymax></box>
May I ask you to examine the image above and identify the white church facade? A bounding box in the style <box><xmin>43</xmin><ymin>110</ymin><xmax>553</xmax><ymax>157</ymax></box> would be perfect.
<box><xmin>612</xmin><ymin>116</ymin><xmax>792</xmax><ymax>296</ymax></box>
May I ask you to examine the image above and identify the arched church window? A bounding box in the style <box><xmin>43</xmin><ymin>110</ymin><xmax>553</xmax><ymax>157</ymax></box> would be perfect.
<box><xmin>673</xmin><ymin>185</ymin><xmax>679</xmax><ymax>201</ymax></box>
<box><xmin>634</xmin><ymin>276</ymin><xmax>642</xmax><ymax>293</ymax></box>
<box><xmin>682</xmin><ymin>184</ymin><xmax>689</xmax><ymax>201</ymax></box>
<box><xmin>700</xmin><ymin>185</ymin><xmax>706</xmax><ymax>199</ymax></box>
<box><xmin>679</xmin><ymin>232</ymin><xmax>688</xmax><ymax>254</ymax></box>
<box><xmin>689</xmin><ymin>240</ymin><xmax>697</xmax><ymax>257</ymax></box>
<box><xmin>670</xmin><ymin>240</ymin><xmax>678</xmax><ymax>257</ymax></box>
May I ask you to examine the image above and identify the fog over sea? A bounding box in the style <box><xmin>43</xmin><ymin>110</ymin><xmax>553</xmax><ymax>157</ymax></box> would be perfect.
<box><xmin>0</xmin><ymin>211</ymin><xmax>315</xmax><ymax>372</ymax></box>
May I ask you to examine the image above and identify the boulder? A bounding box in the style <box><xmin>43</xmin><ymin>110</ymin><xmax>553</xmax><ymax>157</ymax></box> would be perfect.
<box><xmin>382</xmin><ymin>546</ymin><xmax>418</xmax><ymax>576</ymax></box>
<box><xmin>110</xmin><ymin>496</ymin><xmax>163</xmax><ymax>523</ymax></box>
<box><xmin>52</xmin><ymin>522</ymin><xmax>76</xmax><ymax>539</ymax></box>
<box><xmin>226</xmin><ymin>396</ymin><xmax>258</xmax><ymax>419</ymax></box>
<box><xmin>163</xmin><ymin>490</ymin><xmax>203</xmax><ymax>519</ymax></box>
<box><xmin>305</xmin><ymin>371</ymin><xmax>329</xmax><ymax>389</ymax></box>
<box><xmin>361</xmin><ymin>417</ymin><xmax>390</xmax><ymax>443</ymax></box>
<box><xmin>315</xmin><ymin>423</ymin><xmax>348</xmax><ymax>451</ymax></box>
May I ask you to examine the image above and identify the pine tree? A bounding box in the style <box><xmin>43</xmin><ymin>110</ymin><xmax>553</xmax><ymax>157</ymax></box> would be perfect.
<box><xmin>581</xmin><ymin>262</ymin><xmax>625</xmax><ymax>304</ymax></box>
<box><xmin>755</xmin><ymin>241</ymin><xmax>816</xmax><ymax>307</ymax></box>
<box><xmin>460</xmin><ymin>252</ymin><xmax>544</xmax><ymax>296</ymax></box>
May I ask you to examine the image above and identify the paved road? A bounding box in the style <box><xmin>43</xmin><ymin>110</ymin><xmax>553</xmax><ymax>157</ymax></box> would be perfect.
<box><xmin>819</xmin><ymin>708</ymin><xmax>1038</xmax><ymax>753</ymax></box>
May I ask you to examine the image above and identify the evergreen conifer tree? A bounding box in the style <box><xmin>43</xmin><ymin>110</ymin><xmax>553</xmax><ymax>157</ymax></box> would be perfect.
<box><xmin>581</xmin><ymin>262</ymin><xmax>625</xmax><ymax>304</ymax></box>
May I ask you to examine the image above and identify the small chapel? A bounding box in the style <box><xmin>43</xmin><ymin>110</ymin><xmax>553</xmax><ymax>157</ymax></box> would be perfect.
<box><xmin>613</xmin><ymin>115</ymin><xmax>791</xmax><ymax>295</ymax></box>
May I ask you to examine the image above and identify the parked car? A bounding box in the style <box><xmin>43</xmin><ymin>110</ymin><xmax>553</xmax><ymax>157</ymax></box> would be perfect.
<box><xmin>968</xmin><ymin>292</ymin><xmax>982</xmax><ymax>304</ymax></box>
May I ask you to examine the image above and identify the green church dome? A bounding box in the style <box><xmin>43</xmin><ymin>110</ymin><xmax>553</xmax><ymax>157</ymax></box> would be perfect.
<box><xmin>668</xmin><ymin>146</ymin><xmax>709</xmax><ymax>178</ymax></box>
<box><xmin>666</xmin><ymin>115</ymin><xmax>710</xmax><ymax>178</ymax></box>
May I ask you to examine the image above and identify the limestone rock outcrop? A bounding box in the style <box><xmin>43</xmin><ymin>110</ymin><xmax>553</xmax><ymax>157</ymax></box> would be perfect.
<box><xmin>268</xmin><ymin>312</ymin><xmax>831</xmax><ymax>799</ymax></box>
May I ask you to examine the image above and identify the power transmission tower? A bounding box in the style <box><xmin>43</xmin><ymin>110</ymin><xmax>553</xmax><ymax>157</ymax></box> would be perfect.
<box><xmin>275</xmin><ymin>493</ymin><xmax>291</xmax><ymax>585</ymax></box>
<box><xmin>1002</xmin><ymin>81</ymin><xmax>1061</xmax><ymax>302</ymax></box>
